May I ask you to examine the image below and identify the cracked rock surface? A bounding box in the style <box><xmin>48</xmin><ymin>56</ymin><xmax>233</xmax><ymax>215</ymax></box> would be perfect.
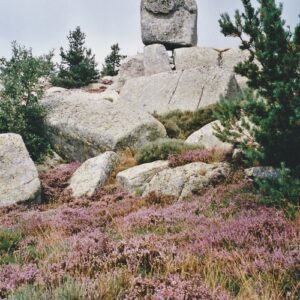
<box><xmin>0</xmin><ymin>133</ymin><xmax>41</xmax><ymax>207</ymax></box>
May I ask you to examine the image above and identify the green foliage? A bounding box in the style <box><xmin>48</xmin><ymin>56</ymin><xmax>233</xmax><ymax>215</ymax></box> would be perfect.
<box><xmin>217</xmin><ymin>0</ymin><xmax>300</xmax><ymax>170</ymax></box>
<box><xmin>0</xmin><ymin>42</ymin><xmax>53</xmax><ymax>161</ymax></box>
<box><xmin>0</xmin><ymin>228</ymin><xmax>23</xmax><ymax>264</ymax></box>
<box><xmin>135</xmin><ymin>138</ymin><xmax>200</xmax><ymax>164</ymax></box>
<box><xmin>256</xmin><ymin>164</ymin><xmax>300</xmax><ymax>218</ymax></box>
<box><xmin>52</xmin><ymin>26</ymin><xmax>99</xmax><ymax>88</ymax></box>
<box><xmin>153</xmin><ymin>105</ymin><xmax>217</xmax><ymax>140</ymax></box>
<box><xmin>101</xmin><ymin>43</ymin><xmax>126</xmax><ymax>77</ymax></box>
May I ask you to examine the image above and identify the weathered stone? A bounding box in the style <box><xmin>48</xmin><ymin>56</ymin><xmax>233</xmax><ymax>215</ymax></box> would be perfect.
<box><xmin>118</xmin><ymin>66</ymin><xmax>240</xmax><ymax>114</ymax></box>
<box><xmin>117</xmin><ymin>160</ymin><xmax>169</xmax><ymax>194</ymax></box>
<box><xmin>68</xmin><ymin>152</ymin><xmax>119</xmax><ymax>198</ymax></box>
<box><xmin>143</xmin><ymin>162</ymin><xmax>230</xmax><ymax>200</ymax></box>
<box><xmin>118</xmin><ymin>54</ymin><xmax>145</xmax><ymax>83</ymax></box>
<box><xmin>245</xmin><ymin>167</ymin><xmax>280</xmax><ymax>180</ymax></box>
<box><xmin>143</xmin><ymin>44</ymin><xmax>172</xmax><ymax>76</ymax></box>
<box><xmin>141</xmin><ymin>0</ymin><xmax>198</xmax><ymax>50</ymax></box>
<box><xmin>41</xmin><ymin>89</ymin><xmax>166</xmax><ymax>162</ymax></box>
<box><xmin>185</xmin><ymin>120</ymin><xmax>233</xmax><ymax>152</ymax></box>
<box><xmin>99</xmin><ymin>90</ymin><xmax>119</xmax><ymax>103</ymax></box>
<box><xmin>0</xmin><ymin>133</ymin><xmax>41</xmax><ymax>207</ymax></box>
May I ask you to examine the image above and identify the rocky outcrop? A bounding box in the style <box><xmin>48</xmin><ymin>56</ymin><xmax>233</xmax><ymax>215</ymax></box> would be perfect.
<box><xmin>141</xmin><ymin>0</ymin><xmax>198</xmax><ymax>50</ymax></box>
<box><xmin>118</xmin><ymin>54</ymin><xmax>145</xmax><ymax>83</ymax></box>
<box><xmin>143</xmin><ymin>44</ymin><xmax>172</xmax><ymax>76</ymax></box>
<box><xmin>185</xmin><ymin>120</ymin><xmax>233</xmax><ymax>152</ymax></box>
<box><xmin>245</xmin><ymin>167</ymin><xmax>280</xmax><ymax>180</ymax></box>
<box><xmin>117</xmin><ymin>160</ymin><xmax>169</xmax><ymax>194</ymax></box>
<box><xmin>143</xmin><ymin>162</ymin><xmax>230</xmax><ymax>200</ymax></box>
<box><xmin>118</xmin><ymin>66</ymin><xmax>240</xmax><ymax>114</ymax></box>
<box><xmin>0</xmin><ymin>134</ymin><xmax>41</xmax><ymax>207</ymax></box>
<box><xmin>41</xmin><ymin>89</ymin><xmax>166</xmax><ymax>162</ymax></box>
<box><xmin>68</xmin><ymin>152</ymin><xmax>119</xmax><ymax>198</ymax></box>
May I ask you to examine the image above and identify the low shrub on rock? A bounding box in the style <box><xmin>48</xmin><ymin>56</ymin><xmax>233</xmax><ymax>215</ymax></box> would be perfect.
<box><xmin>135</xmin><ymin>138</ymin><xmax>200</xmax><ymax>164</ymax></box>
<box><xmin>153</xmin><ymin>105</ymin><xmax>216</xmax><ymax>139</ymax></box>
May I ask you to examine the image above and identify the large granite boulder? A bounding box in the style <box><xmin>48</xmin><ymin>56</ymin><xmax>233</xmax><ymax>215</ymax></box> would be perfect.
<box><xmin>118</xmin><ymin>54</ymin><xmax>145</xmax><ymax>83</ymax></box>
<box><xmin>174</xmin><ymin>47</ymin><xmax>249</xmax><ymax>88</ymax></box>
<box><xmin>68</xmin><ymin>152</ymin><xmax>119</xmax><ymax>198</ymax></box>
<box><xmin>185</xmin><ymin>120</ymin><xmax>233</xmax><ymax>152</ymax></box>
<box><xmin>41</xmin><ymin>89</ymin><xmax>166</xmax><ymax>162</ymax></box>
<box><xmin>116</xmin><ymin>160</ymin><xmax>169</xmax><ymax>194</ymax></box>
<box><xmin>143</xmin><ymin>162</ymin><xmax>230</xmax><ymax>200</ymax></box>
<box><xmin>0</xmin><ymin>134</ymin><xmax>41</xmax><ymax>207</ymax></box>
<box><xmin>143</xmin><ymin>44</ymin><xmax>172</xmax><ymax>76</ymax></box>
<box><xmin>118</xmin><ymin>66</ymin><xmax>240</xmax><ymax>114</ymax></box>
<box><xmin>141</xmin><ymin>0</ymin><xmax>198</xmax><ymax>50</ymax></box>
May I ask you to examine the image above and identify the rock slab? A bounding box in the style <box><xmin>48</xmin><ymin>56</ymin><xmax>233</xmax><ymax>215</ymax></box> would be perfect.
<box><xmin>68</xmin><ymin>152</ymin><xmax>119</xmax><ymax>198</ymax></box>
<box><xmin>41</xmin><ymin>89</ymin><xmax>166</xmax><ymax>162</ymax></box>
<box><xmin>0</xmin><ymin>133</ymin><xmax>41</xmax><ymax>207</ymax></box>
<box><xmin>143</xmin><ymin>44</ymin><xmax>172</xmax><ymax>76</ymax></box>
<box><xmin>141</xmin><ymin>0</ymin><xmax>198</xmax><ymax>50</ymax></box>
<box><xmin>117</xmin><ymin>160</ymin><xmax>169</xmax><ymax>194</ymax></box>
<box><xmin>119</xmin><ymin>66</ymin><xmax>240</xmax><ymax>114</ymax></box>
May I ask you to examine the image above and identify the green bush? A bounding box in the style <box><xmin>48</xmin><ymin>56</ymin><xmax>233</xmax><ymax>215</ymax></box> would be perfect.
<box><xmin>0</xmin><ymin>229</ymin><xmax>23</xmax><ymax>264</ymax></box>
<box><xmin>216</xmin><ymin>0</ymin><xmax>300</xmax><ymax>170</ymax></box>
<box><xmin>52</xmin><ymin>26</ymin><xmax>99</xmax><ymax>88</ymax></box>
<box><xmin>153</xmin><ymin>105</ymin><xmax>216</xmax><ymax>140</ymax></box>
<box><xmin>135</xmin><ymin>138</ymin><xmax>200</xmax><ymax>164</ymax></box>
<box><xmin>256</xmin><ymin>164</ymin><xmax>300</xmax><ymax>218</ymax></box>
<box><xmin>0</xmin><ymin>42</ymin><xmax>53</xmax><ymax>161</ymax></box>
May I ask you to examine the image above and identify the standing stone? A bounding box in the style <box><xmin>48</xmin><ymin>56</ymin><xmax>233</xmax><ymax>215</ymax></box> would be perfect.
<box><xmin>141</xmin><ymin>0</ymin><xmax>198</xmax><ymax>50</ymax></box>
<box><xmin>0</xmin><ymin>134</ymin><xmax>41</xmax><ymax>207</ymax></box>
<box><xmin>143</xmin><ymin>44</ymin><xmax>172</xmax><ymax>76</ymax></box>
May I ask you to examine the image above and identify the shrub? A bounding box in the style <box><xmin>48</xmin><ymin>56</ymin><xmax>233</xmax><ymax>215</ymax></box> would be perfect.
<box><xmin>216</xmin><ymin>0</ymin><xmax>300</xmax><ymax>170</ymax></box>
<box><xmin>101</xmin><ymin>43</ymin><xmax>126</xmax><ymax>77</ymax></box>
<box><xmin>153</xmin><ymin>105</ymin><xmax>217</xmax><ymax>140</ymax></box>
<box><xmin>135</xmin><ymin>138</ymin><xmax>200</xmax><ymax>164</ymax></box>
<box><xmin>168</xmin><ymin>148</ymin><xmax>227</xmax><ymax>168</ymax></box>
<box><xmin>51</xmin><ymin>26</ymin><xmax>99</xmax><ymax>88</ymax></box>
<box><xmin>0</xmin><ymin>229</ymin><xmax>23</xmax><ymax>260</ymax></box>
<box><xmin>0</xmin><ymin>42</ymin><xmax>54</xmax><ymax>161</ymax></box>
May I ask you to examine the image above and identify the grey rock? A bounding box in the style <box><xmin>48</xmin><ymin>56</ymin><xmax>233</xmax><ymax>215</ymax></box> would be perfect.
<box><xmin>141</xmin><ymin>0</ymin><xmax>198</xmax><ymax>50</ymax></box>
<box><xmin>41</xmin><ymin>89</ymin><xmax>166</xmax><ymax>162</ymax></box>
<box><xmin>185</xmin><ymin>120</ymin><xmax>233</xmax><ymax>152</ymax></box>
<box><xmin>118</xmin><ymin>66</ymin><xmax>240</xmax><ymax>114</ymax></box>
<box><xmin>116</xmin><ymin>160</ymin><xmax>169</xmax><ymax>194</ymax></box>
<box><xmin>143</xmin><ymin>44</ymin><xmax>172</xmax><ymax>76</ymax></box>
<box><xmin>0</xmin><ymin>133</ymin><xmax>41</xmax><ymax>207</ymax></box>
<box><xmin>143</xmin><ymin>162</ymin><xmax>230</xmax><ymax>200</ymax></box>
<box><xmin>118</xmin><ymin>54</ymin><xmax>145</xmax><ymax>83</ymax></box>
<box><xmin>245</xmin><ymin>167</ymin><xmax>280</xmax><ymax>180</ymax></box>
<box><xmin>68</xmin><ymin>152</ymin><xmax>119</xmax><ymax>198</ymax></box>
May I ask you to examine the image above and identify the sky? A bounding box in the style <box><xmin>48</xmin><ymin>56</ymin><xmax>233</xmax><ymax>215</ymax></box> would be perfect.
<box><xmin>0</xmin><ymin>0</ymin><xmax>299</xmax><ymax>65</ymax></box>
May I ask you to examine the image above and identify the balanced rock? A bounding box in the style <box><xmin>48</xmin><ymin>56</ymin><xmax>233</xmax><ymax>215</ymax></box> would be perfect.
<box><xmin>143</xmin><ymin>162</ymin><xmax>230</xmax><ymax>200</ymax></box>
<box><xmin>41</xmin><ymin>89</ymin><xmax>166</xmax><ymax>162</ymax></box>
<box><xmin>118</xmin><ymin>66</ymin><xmax>240</xmax><ymax>114</ymax></box>
<box><xmin>141</xmin><ymin>0</ymin><xmax>198</xmax><ymax>50</ymax></box>
<box><xmin>68</xmin><ymin>152</ymin><xmax>119</xmax><ymax>198</ymax></box>
<box><xmin>143</xmin><ymin>44</ymin><xmax>172</xmax><ymax>76</ymax></box>
<box><xmin>0</xmin><ymin>133</ymin><xmax>41</xmax><ymax>207</ymax></box>
<box><xmin>185</xmin><ymin>120</ymin><xmax>233</xmax><ymax>152</ymax></box>
<box><xmin>117</xmin><ymin>160</ymin><xmax>169</xmax><ymax>194</ymax></box>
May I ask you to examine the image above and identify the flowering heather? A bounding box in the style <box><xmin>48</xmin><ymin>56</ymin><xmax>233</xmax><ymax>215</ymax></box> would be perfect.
<box><xmin>168</xmin><ymin>148</ymin><xmax>228</xmax><ymax>168</ymax></box>
<box><xmin>0</xmin><ymin>166</ymin><xmax>299</xmax><ymax>299</ymax></box>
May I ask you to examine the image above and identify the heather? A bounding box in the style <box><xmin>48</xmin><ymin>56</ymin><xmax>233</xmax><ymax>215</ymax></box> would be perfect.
<box><xmin>0</xmin><ymin>167</ymin><xmax>299</xmax><ymax>299</ymax></box>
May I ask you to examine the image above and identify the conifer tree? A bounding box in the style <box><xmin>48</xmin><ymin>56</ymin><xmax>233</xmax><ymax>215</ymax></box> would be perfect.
<box><xmin>52</xmin><ymin>26</ymin><xmax>99</xmax><ymax>88</ymax></box>
<box><xmin>215</xmin><ymin>0</ymin><xmax>300</xmax><ymax>170</ymax></box>
<box><xmin>101</xmin><ymin>44</ymin><xmax>126</xmax><ymax>77</ymax></box>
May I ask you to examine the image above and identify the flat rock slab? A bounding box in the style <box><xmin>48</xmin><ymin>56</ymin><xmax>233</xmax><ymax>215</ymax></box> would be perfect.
<box><xmin>119</xmin><ymin>66</ymin><xmax>240</xmax><ymax>114</ymax></box>
<box><xmin>0</xmin><ymin>133</ymin><xmax>41</xmax><ymax>207</ymax></box>
<box><xmin>68</xmin><ymin>152</ymin><xmax>119</xmax><ymax>198</ymax></box>
<box><xmin>141</xmin><ymin>0</ymin><xmax>198</xmax><ymax>49</ymax></box>
<box><xmin>116</xmin><ymin>160</ymin><xmax>169</xmax><ymax>194</ymax></box>
<box><xmin>143</xmin><ymin>162</ymin><xmax>230</xmax><ymax>200</ymax></box>
<box><xmin>41</xmin><ymin>89</ymin><xmax>166</xmax><ymax>162</ymax></box>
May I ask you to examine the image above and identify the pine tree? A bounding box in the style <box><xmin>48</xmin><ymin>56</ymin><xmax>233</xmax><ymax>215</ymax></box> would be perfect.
<box><xmin>101</xmin><ymin>44</ymin><xmax>126</xmax><ymax>77</ymax></box>
<box><xmin>215</xmin><ymin>0</ymin><xmax>300</xmax><ymax>171</ymax></box>
<box><xmin>52</xmin><ymin>26</ymin><xmax>99</xmax><ymax>88</ymax></box>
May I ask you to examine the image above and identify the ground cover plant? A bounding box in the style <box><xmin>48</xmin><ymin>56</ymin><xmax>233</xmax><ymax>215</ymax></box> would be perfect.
<box><xmin>0</xmin><ymin>160</ymin><xmax>299</xmax><ymax>300</ymax></box>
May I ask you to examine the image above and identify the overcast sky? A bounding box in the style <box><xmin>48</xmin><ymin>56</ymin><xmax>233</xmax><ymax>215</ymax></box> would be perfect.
<box><xmin>0</xmin><ymin>0</ymin><xmax>299</xmax><ymax>65</ymax></box>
